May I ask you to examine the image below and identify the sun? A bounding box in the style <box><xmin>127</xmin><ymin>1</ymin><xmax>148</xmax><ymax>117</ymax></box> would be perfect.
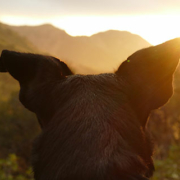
<box><xmin>132</xmin><ymin>14</ymin><xmax>180</xmax><ymax>45</ymax></box>
<box><xmin>50</xmin><ymin>14</ymin><xmax>180</xmax><ymax>45</ymax></box>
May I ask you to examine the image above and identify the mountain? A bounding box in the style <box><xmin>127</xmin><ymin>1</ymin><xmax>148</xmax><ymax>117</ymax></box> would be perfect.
<box><xmin>0</xmin><ymin>23</ymin><xmax>39</xmax><ymax>53</ymax></box>
<box><xmin>8</xmin><ymin>24</ymin><xmax>151</xmax><ymax>74</ymax></box>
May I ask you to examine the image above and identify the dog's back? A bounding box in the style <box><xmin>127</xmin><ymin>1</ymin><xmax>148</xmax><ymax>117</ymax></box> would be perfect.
<box><xmin>32</xmin><ymin>74</ymin><xmax>153</xmax><ymax>180</ymax></box>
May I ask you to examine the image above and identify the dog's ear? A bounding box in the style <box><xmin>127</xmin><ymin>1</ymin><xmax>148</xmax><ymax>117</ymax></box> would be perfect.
<box><xmin>0</xmin><ymin>50</ymin><xmax>72</xmax><ymax>83</ymax></box>
<box><xmin>0</xmin><ymin>50</ymin><xmax>73</xmax><ymax>127</ymax></box>
<box><xmin>116</xmin><ymin>38</ymin><xmax>180</xmax><ymax>126</ymax></box>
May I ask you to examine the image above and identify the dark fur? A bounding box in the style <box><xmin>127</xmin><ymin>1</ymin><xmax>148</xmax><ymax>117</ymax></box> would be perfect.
<box><xmin>0</xmin><ymin>38</ymin><xmax>180</xmax><ymax>180</ymax></box>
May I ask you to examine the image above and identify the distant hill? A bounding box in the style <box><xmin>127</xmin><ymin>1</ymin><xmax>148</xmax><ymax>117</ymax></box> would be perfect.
<box><xmin>0</xmin><ymin>23</ymin><xmax>39</xmax><ymax>53</ymax></box>
<box><xmin>8</xmin><ymin>24</ymin><xmax>151</xmax><ymax>74</ymax></box>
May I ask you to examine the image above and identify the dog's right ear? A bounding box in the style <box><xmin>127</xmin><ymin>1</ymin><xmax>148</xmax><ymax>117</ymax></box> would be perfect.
<box><xmin>0</xmin><ymin>50</ymin><xmax>73</xmax><ymax>84</ymax></box>
<box><xmin>116</xmin><ymin>38</ymin><xmax>180</xmax><ymax>126</ymax></box>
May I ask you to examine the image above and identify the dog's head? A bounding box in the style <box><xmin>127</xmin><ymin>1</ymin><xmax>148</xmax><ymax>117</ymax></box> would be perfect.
<box><xmin>0</xmin><ymin>38</ymin><xmax>180</xmax><ymax>180</ymax></box>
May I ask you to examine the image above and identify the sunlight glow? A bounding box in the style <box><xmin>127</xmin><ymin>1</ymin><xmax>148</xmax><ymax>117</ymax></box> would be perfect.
<box><xmin>1</xmin><ymin>15</ymin><xmax>52</xmax><ymax>26</ymax></box>
<box><xmin>1</xmin><ymin>13</ymin><xmax>180</xmax><ymax>45</ymax></box>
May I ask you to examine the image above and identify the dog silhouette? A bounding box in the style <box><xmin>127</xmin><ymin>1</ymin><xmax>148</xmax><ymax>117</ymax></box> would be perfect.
<box><xmin>0</xmin><ymin>38</ymin><xmax>180</xmax><ymax>180</ymax></box>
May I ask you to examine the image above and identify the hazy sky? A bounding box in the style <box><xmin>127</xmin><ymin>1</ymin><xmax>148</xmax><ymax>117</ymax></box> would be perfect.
<box><xmin>1</xmin><ymin>0</ymin><xmax>180</xmax><ymax>45</ymax></box>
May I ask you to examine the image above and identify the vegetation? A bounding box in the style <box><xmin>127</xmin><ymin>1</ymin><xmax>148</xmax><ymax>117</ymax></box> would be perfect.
<box><xmin>0</xmin><ymin>22</ymin><xmax>179</xmax><ymax>179</ymax></box>
<box><xmin>0</xmin><ymin>75</ymin><xmax>40</xmax><ymax>180</ymax></box>
<box><xmin>152</xmin><ymin>145</ymin><xmax>180</xmax><ymax>180</ymax></box>
<box><xmin>0</xmin><ymin>154</ymin><xmax>34</xmax><ymax>180</ymax></box>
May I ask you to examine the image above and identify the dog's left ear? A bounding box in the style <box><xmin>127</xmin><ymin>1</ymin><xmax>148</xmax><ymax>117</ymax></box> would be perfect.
<box><xmin>0</xmin><ymin>50</ymin><xmax>73</xmax><ymax>127</ymax></box>
<box><xmin>0</xmin><ymin>50</ymin><xmax>72</xmax><ymax>84</ymax></box>
<box><xmin>116</xmin><ymin>38</ymin><xmax>180</xmax><ymax>126</ymax></box>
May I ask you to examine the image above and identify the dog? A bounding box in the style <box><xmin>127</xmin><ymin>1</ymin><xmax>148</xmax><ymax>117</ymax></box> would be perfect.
<box><xmin>0</xmin><ymin>38</ymin><xmax>180</xmax><ymax>180</ymax></box>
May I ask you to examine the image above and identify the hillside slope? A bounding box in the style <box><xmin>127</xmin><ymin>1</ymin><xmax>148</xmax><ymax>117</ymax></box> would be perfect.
<box><xmin>0</xmin><ymin>23</ymin><xmax>38</xmax><ymax>53</ymax></box>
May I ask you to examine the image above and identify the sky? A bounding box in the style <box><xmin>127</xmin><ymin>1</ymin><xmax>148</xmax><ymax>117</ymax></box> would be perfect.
<box><xmin>1</xmin><ymin>0</ymin><xmax>180</xmax><ymax>45</ymax></box>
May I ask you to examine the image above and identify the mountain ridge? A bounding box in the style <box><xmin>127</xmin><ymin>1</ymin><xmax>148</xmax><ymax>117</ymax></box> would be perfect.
<box><xmin>3</xmin><ymin>23</ymin><xmax>151</xmax><ymax>74</ymax></box>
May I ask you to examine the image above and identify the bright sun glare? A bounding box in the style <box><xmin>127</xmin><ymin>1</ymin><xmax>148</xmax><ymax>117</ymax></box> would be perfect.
<box><xmin>1</xmin><ymin>13</ymin><xmax>180</xmax><ymax>45</ymax></box>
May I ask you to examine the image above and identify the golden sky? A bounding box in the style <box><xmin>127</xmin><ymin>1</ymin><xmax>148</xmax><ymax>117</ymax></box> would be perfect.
<box><xmin>1</xmin><ymin>0</ymin><xmax>180</xmax><ymax>45</ymax></box>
